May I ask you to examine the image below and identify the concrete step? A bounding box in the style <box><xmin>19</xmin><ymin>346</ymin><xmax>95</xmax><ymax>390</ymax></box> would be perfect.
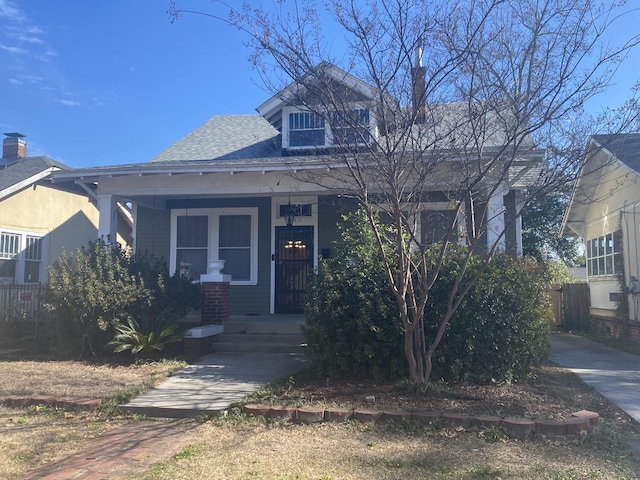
<box><xmin>214</xmin><ymin>333</ymin><xmax>305</xmax><ymax>344</ymax></box>
<box><xmin>212</xmin><ymin>341</ymin><xmax>306</xmax><ymax>354</ymax></box>
<box><xmin>222</xmin><ymin>320</ymin><xmax>305</xmax><ymax>335</ymax></box>
<box><xmin>212</xmin><ymin>330</ymin><xmax>306</xmax><ymax>354</ymax></box>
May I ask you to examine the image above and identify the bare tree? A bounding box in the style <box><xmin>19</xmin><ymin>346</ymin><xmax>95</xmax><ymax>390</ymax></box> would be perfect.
<box><xmin>170</xmin><ymin>0</ymin><xmax>640</xmax><ymax>390</ymax></box>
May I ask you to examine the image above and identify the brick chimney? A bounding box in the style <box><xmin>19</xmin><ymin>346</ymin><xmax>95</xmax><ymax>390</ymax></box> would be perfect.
<box><xmin>2</xmin><ymin>132</ymin><xmax>27</xmax><ymax>163</ymax></box>
<box><xmin>411</xmin><ymin>38</ymin><xmax>427</xmax><ymax>121</ymax></box>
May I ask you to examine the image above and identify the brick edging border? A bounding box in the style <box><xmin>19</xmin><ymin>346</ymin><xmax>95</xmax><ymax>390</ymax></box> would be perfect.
<box><xmin>244</xmin><ymin>403</ymin><xmax>599</xmax><ymax>440</ymax></box>
<box><xmin>3</xmin><ymin>395</ymin><xmax>102</xmax><ymax>412</ymax></box>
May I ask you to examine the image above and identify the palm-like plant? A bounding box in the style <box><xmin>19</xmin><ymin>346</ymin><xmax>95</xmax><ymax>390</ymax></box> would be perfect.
<box><xmin>109</xmin><ymin>317</ymin><xmax>183</xmax><ymax>356</ymax></box>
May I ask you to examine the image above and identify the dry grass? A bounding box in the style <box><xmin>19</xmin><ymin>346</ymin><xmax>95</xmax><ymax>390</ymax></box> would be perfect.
<box><xmin>1</xmin><ymin>348</ymin><xmax>640</xmax><ymax>479</ymax></box>
<box><xmin>0</xmin><ymin>358</ymin><xmax>183</xmax><ymax>400</ymax></box>
<box><xmin>140</xmin><ymin>363</ymin><xmax>640</xmax><ymax>480</ymax></box>
<box><xmin>0</xmin><ymin>351</ymin><xmax>185</xmax><ymax>479</ymax></box>
<box><xmin>141</xmin><ymin>418</ymin><xmax>640</xmax><ymax>479</ymax></box>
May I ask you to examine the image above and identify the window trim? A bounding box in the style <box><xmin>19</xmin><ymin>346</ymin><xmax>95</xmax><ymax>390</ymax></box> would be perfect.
<box><xmin>282</xmin><ymin>105</ymin><xmax>373</xmax><ymax>150</ymax></box>
<box><xmin>586</xmin><ymin>231</ymin><xmax>622</xmax><ymax>278</ymax></box>
<box><xmin>170</xmin><ymin>207</ymin><xmax>259</xmax><ymax>286</ymax></box>
<box><xmin>0</xmin><ymin>229</ymin><xmax>46</xmax><ymax>285</ymax></box>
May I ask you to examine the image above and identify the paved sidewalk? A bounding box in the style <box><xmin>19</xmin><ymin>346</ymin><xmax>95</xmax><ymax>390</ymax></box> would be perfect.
<box><xmin>121</xmin><ymin>351</ymin><xmax>308</xmax><ymax>418</ymax></box>
<box><xmin>549</xmin><ymin>332</ymin><xmax>640</xmax><ymax>423</ymax></box>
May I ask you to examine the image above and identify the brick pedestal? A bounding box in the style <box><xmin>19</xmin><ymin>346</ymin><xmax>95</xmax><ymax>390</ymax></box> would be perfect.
<box><xmin>201</xmin><ymin>281</ymin><xmax>229</xmax><ymax>324</ymax></box>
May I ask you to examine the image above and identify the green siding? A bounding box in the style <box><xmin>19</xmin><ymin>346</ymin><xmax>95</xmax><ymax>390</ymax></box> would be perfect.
<box><xmin>135</xmin><ymin>207</ymin><xmax>171</xmax><ymax>262</ymax></box>
<box><xmin>317</xmin><ymin>196</ymin><xmax>358</xmax><ymax>259</ymax></box>
<box><xmin>166</xmin><ymin>197</ymin><xmax>272</xmax><ymax>314</ymax></box>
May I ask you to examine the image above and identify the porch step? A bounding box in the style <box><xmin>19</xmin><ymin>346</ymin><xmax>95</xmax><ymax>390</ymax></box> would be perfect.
<box><xmin>211</xmin><ymin>316</ymin><xmax>307</xmax><ymax>354</ymax></box>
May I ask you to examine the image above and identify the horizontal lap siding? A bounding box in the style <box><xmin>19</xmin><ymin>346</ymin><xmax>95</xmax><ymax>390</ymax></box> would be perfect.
<box><xmin>134</xmin><ymin>207</ymin><xmax>171</xmax><ymax>262</ymax></box>
<box><xmin>318</xmin><ymin>196</ymin><xmax>358</xmax><ymax>259</ymax></box>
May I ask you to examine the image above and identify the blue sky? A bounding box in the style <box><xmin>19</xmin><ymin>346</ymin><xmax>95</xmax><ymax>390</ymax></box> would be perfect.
<box><xmin>1</xmin><ymin>1</ymin><xmax>639</xmax><ymax>168</ymax></box>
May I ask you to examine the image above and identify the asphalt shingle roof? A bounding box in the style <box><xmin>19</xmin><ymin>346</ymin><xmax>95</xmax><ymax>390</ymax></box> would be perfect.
<box><xmin>0</xmin><ymin>156</ymin><xmax>68</xmax><ymax>192</ymax></box>
<box><xmin>149</xmin><ymin>115</ymin><xmax>280</xmax><ymax>163</ymax></box>
<box><xmin>592</xmin><ymin>133</ymin><xmax>640</xmax><ymax>175</ymax></box>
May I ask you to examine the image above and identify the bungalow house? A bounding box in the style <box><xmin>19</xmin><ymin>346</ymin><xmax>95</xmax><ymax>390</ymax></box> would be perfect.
<box><xmin>561</xmin><ymin>133</ymin><xmax>640</xmax><ymax>335</ymax></box>
<box><xmin>0</xmin><ymin>133</ymin><xmax>132</xmax><ymax>285</ymax></box>
<box><xmin>52</xmin><ymin>63</ymin><xmax>544</xmax><ymax>316</ymax></box>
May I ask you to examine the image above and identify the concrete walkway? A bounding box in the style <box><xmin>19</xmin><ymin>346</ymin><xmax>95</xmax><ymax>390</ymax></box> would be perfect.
<box><xmin>549</xmin><ymin>332</ymin><xmax>640</xmax><ymax>423</ymax></box>
<box><xmin>121</xmin><ymin>352</ymin><xmax>308</xmax><ymax>418</ymax></box>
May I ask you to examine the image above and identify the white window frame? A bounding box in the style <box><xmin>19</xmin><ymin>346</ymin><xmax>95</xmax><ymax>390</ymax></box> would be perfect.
<box><xmin>0</xmin><ymin>229</ymin><xmax>46</xmax><ymax>284</ymax></box>
<box><xmin>586</xmin><ymin>231</ymin><xmax>622</xmax><ymax>278</ymax></box>
<box><xmin>282</xmin><ymin>105</ymin><xmax>374</xmax><ymax>150</ymax></box>
<box><xmin>170</xmin><ymin>207</ymin><xmax>259</xmax><ymax>285</ymax></box>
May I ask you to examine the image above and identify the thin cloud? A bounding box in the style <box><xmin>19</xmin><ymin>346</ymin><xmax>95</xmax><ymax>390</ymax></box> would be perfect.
<box><xmin>0</xmin><ymin>0</ymin><xmax>25</xmax><ymax>21</ymax></box>
<box><xmin>0</xmin><ymin>43</ymin><xmax>26</xmax><ymax>54</ymax></box>
<box><xmin>58</xmin><ymin>98</ymin><xmax>82</xmax><ymax>107</ymax></box>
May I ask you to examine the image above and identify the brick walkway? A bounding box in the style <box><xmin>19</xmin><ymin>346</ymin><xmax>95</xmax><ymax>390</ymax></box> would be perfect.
<box><xmin>21</xmin><ymin>419</ymin><xmax>196</xmax><ymax>480</ymax></box>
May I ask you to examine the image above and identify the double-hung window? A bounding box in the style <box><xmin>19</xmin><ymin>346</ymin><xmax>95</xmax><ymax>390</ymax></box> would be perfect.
<box><xmin>171</xmin><ymin>208</ymin><xmax>258</xmax><ymax>285</ymax></box>
<box><xmin>0</xmin><ymin>230</ymin><xmax>45</xmax><ymax>284</ymax></box>
<box><xmin>288</xmin><ymin>111</ymin><xmax>325</xmax><ymax>147</ymax></box>
<box><xmin>586</xmin><ymin>231</ymin><xmax>622</xmax><ymax>277</ymax></box>
<box><xmin>23</xmin><ymin>236</ymin><xmax>43</xmax><ymax>283</ymax></box>
<box><xmin>0</xmin><ymin>232</ymin><xmax>20</xmax><ymax>283</ymax></box>
<box><xmin>331</xmin><ymin>108</ymin><xmax>370</xmax><ymax>146</ymax></box>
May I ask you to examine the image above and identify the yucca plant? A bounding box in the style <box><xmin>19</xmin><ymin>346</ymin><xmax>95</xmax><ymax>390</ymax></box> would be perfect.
<box><xmin>109</xmin><ymin>317</ymin><xmax>183</xmax><ymax>356</ymax></box>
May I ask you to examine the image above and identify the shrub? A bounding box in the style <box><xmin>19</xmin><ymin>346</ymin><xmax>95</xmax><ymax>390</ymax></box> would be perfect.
<box><xmin>426</xmin><ymin>254</ymin><xmax>551</xmax><ymax>384</ymax></box>
<box><xmin>45</xmin><ymin>241</ymin><xmax>201</xmax><ymax>358</ymax></box>
<box><xmin>44</xmin><ymin>239</ymin><xmax>150</xmax><ymax>356</ymax></box>
<box><xmin>305</xmin><ymin>210</ymin><xmax>551</xmax><ymax>384</ymax></box>
<box><xmin>303</xmin><ymin>209</ymin><xmax>406</xmax><ymax>380</ymax></box>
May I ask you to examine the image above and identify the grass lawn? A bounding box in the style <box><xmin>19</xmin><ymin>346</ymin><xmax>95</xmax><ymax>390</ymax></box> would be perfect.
<box><xmin>138</xmin><ymin>363</ymin><xmax>640</xmax><ymax>480</ymax></box>
<box><xmin>0</xmin><ymin>348</ymin><xmax>186</xmax><ymax>479</ymax></box>
<box><xmin>0</xmin><ymin>346</ymin><xmax>639</xmax><ymax>479</ymax></box>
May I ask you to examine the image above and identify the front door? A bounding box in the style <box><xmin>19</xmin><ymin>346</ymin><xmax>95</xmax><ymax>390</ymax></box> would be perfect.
<box><xmin>275</xmin><ymin>226</ymin><xmax>314</xmax><ymax>314</ymax></box>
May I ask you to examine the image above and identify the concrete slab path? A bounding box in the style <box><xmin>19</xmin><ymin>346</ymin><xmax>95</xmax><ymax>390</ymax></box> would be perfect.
<box><xmin>549</xmin><ymin>332</ymin><xmax>640</xmax><ymax>423</ymax></box>
<box><xmin>121</xmin><ymin>351</ymin><xmax>308</xmax><ymax>418</ymax></box>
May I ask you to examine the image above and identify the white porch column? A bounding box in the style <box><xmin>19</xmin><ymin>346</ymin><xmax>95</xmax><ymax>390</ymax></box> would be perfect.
<box><xmin>487</xmin><ymin>183</ymin><xmax>508</xmax><ymax>252</ymax></box>
<box><xmin>514</xmin><ymin>191</ymin><xmax>524</xmax><ymax>256</ymax></box>
<box><xmin>97</xmin><ymin>194</ymin><xmax>118</xmax><ymax>242</ymax></box>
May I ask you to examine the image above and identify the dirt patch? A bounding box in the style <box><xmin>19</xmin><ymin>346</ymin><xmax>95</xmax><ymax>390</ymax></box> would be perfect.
<box><xmin>270</xmin><ymin>362</ymin><xmax>640</xmax><ymax>430</ymax></box>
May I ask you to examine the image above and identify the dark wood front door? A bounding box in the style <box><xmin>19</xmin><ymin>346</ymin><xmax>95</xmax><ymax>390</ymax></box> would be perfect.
<box><xmin>275</xmin><ymin>226</ymin><xmax>314</xmax><ymax>314</ymax></box>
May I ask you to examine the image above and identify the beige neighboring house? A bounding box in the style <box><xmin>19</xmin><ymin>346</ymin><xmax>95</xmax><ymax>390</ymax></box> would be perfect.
<box><xmin>0</xmin><ymin>133</ymin><xmax>132</xmax><ymax>285</ymax></box>
<box><xmin>562</xmin><ymin>133</ymin><xmax>640</xmax><ymax>334</ymax></box>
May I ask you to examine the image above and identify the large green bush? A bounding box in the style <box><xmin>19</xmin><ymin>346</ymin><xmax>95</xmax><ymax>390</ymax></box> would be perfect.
<box><xmin>45</xmin><ymin>239</ymin><xmax>150</xmax><ymax>356</ymax></box>
<box><xmin>45</xmin><ymin>240</ymin><xmax>201</xmax><ymax>357</ymax></box>
<box><xmin>427</xmin><ymin>253</ymin><xmax>551</xmax><ymax>383</ymax></box>
<box><xmin>303</xmin><ymin>210</ymin><xmax>406</xmax><ymax>380</ymax></box>
<box><xmin>304</xmin><ymin>210</ymin><xmax>551</xmax><ymax>384</ymax></box>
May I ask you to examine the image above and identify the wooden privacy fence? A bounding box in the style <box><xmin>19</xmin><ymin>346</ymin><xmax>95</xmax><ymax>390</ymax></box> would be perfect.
<box><xmin>550</xmin><ymin>283</ymin><xmax>590</xmax><ymax>332</ymax></box>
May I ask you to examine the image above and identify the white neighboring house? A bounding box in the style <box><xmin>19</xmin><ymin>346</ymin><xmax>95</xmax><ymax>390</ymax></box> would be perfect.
<box><xmin>562</xmin><ymin>133</ymin><xmax>640</xmax><ymax>334</ymax></box>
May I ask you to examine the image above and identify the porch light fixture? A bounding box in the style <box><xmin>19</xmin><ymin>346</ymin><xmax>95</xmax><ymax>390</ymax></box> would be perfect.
<box><xmin>285</xmin><ymin>198</ymin><xmax>296</xmax><ymax>227</ymax></box>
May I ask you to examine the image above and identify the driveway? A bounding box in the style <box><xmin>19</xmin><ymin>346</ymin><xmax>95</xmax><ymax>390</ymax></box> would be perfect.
<box><xmin>549</xmin><ymin>333</ymin><xmax>640</xmax><ymax>423</ymax></box>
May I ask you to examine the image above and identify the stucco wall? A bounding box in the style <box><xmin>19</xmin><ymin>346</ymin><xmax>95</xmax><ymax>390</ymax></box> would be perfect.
<box><xmin>0</xmin><ymin>184</ymin><xmax>99</xmax><ymax>279</ymax></box>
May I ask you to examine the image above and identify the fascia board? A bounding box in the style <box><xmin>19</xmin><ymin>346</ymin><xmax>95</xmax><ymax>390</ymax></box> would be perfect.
<box><xmin>0</xmin><ymin>168</ymin><xmax>58</xmax><ymax>201</ymax></box>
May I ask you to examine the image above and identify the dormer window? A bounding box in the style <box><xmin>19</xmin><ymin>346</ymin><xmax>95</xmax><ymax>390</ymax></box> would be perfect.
<box><xmin>289</xmin><ymin>111</ymin><xmax>325</xmax><ymax>147</ymax></box>
<box><xmin>283</xmin><ymin>106</ymin><xmax>372</xmax><ymax>150</ymax></box>
<box><xmin>332</xmin><ymin>108</ymin><xmax>370</xmax><ymax>145</ymax></box>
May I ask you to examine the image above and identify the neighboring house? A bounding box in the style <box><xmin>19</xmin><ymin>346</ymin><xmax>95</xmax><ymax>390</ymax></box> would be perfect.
<box><xmin>53</xmin><ymin>63</ymin><xmax>543</xmax><ymax>315</ymax></box>
<box><xmin>561</xmin><ymin>133</ymin><xmax>640</xmax><ymax>333</ymax></box>
<box><xmin>0</xmin><ymin>133</ymin><xmax>131</xmax><ymax>285</ymax></box>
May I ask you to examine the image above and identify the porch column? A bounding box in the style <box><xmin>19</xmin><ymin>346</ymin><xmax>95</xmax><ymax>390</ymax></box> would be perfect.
<box><xmin>200</xmin><ymin>260</ymin><xmax>230</xmax><ymax>324</ymax></box>
<box><xmin>514</xmin><ymin>191</ymin><xmax>524</xmax><ymax>256</ymax></box>
<box><xmin>97</xmin><ymin>194</ymin><xmax>118</xmax><ymax>242</ymax></box>
<box><xmin>487</xmin><ymin>183</ymin><xmax>508</xmax><ymax>252</ymax></box>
